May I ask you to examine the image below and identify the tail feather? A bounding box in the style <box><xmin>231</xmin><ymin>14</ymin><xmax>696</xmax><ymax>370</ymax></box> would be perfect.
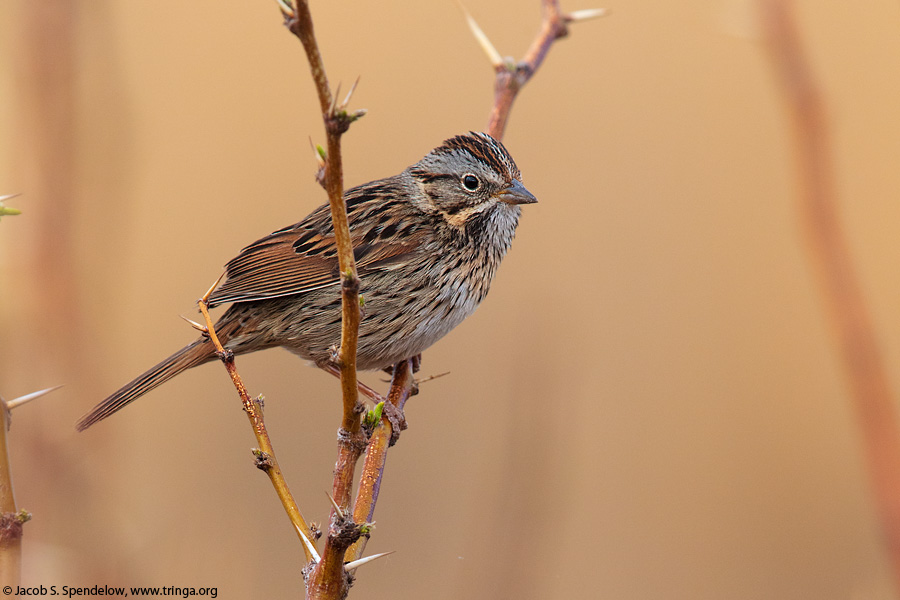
<box><xmin>77</xmin><ymin>339</ymin><xmax>214</xmax><ymax>431</ymax></box>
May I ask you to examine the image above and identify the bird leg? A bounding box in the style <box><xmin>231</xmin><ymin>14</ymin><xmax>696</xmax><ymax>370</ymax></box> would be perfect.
<box><xmin>322</xmin><ymin>362</ymin><xmax>409</xmax><ymax>445</ymax></box>
<box><xmin>322</xmin><ymin>364</ymin><xmax>384</xmax><ymax>403</ymax></box>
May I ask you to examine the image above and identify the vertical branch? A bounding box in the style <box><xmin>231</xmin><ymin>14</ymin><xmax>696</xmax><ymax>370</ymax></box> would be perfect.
<box><xmin>282</xmin><ymin>1</ymin><xmax>364</xmax><ymax>440</ymax></box>
<box><xmin>0</xmin><ymin>405</ymin><xmax>24</xmax><ymax>592</ymax></box>
<box><xmin>346</xmin><ymin>360</ymin><xmax>416</xmax><ymax>563</ymax></box>
<box><xmin>760</xmin><ymin>0</ymin><xmax>900</xmax><ymax>588</ymax></box>
<box><xmin>0</xmin><ymin>387</ymin><xmax>57</xmax><ymax>591</ymax></box>
<box><xmin>278</xmin><ymin>1</ymin><xmax>367</xmax><ymax>597</ymax></box>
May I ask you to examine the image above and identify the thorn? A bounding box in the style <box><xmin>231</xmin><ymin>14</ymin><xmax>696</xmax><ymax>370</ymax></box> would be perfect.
<box><xmin>310</xmin><ymin>137</ymin><xmax>326</xmax><ymax>164</ymax></box>
<box><xmin>276</xmin><ymin>0</ymin><xmax>295</xmax><ymax>18</ymax></box>
<box><xmin>201</xmin><ymin>271</ymin><xmax>227</xmax><ymax>304</ymax></box>
<box><xmin>0</xmin><ymin>193</ymin><xmax>21</xmax><ymax>202</ymax></box>
<box><xmin>565</xmin><ymin>8</ymin><xmax>609</xmax><ymax>23</ymax></box>
<box><xmin>295</xmin><ymin>522</ymin><xmax>321</xmax><ymax>563</ymax></box>
<box><xmin>330</xmin><ymin>82</ymin><xmax>342</xmax><ymax>115</ymax></box>
<box><xmin>417</xmin><ymin>371</ymin><xmax>450</xmax><ymax>386</ymax></box>
<box><xmin>0</xmin><ymin>193</ymin><xmax>22</xmax><ymax>218</ymax></box>
<box><xmin>6</xmin><ymin>385</ymin><xmax>63</xmax><ymax>410</ymax></box>
<box><xmin>341</xmin><ymin>76</ymin><xmax>361</xmax><ymax>109</ymax></box>
<box><xmin>344</xmin><ymin>551</ymin><xmax>395</xmax><ymax>571</ymax></box>
<box><xmin>326</xmin><ymin>492</ymin><xmax>345</xmax><ymax>520</ymax></box>
<box><xmin>180</xmin><ymin>314</ymin><xmax>208</xmax><ymax>333</ymax></box>
<box><xmin>457</xmin><ymin>2</ymin><xmax>503</xmax><ymax>67</ymax></box>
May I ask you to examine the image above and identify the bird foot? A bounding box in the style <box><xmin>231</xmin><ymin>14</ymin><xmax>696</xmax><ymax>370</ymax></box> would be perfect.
<box><xmin>381</xmin><ymin>400</ymin><xmax>407</xmax><ymax>447</ymax></box>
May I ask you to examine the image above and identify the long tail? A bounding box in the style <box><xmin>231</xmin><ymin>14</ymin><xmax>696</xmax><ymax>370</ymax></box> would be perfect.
<box><xmin>76</xmin><ymin>339</ymin><xmax>215</xmax><ymax>431</ymax></box>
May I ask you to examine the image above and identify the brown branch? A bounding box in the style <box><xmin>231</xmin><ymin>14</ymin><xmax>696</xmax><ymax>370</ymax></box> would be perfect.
<box><xmin>760</xmin><ymin>0</ymin><xmax>900</xmax><ymax>589</ymax></box>
<box><xmin>0</xmin><ymin>401</ymin><xmax>22</xmax><ymax>591</ymax></box>
<box><xmin>278</xmin><ymin>1</ymin><xmax>369</xmax><ymax>596</ymax></box>
<box><xmin>197</xmin><ymin>297</ymin><xmax>315</xmax><ymax>563</ymax></box>
<box><xmin>0</xmin><ymin>386</ymin><xmax>59</xmax><ymax>590</ymax></box>
<box><xmin>345</xmin><ymin>359</ymin><xmax>417</xmax><ymax>564</ymax></box>
<box><xmin>282</xmin><ymin>0</ymin><xmax>364</xmax><ymax>439</ymax></box>
<box><xmin>468</xmin><ymin>1</ymin><xmax>607</xmax><ymax>140</ymax></box>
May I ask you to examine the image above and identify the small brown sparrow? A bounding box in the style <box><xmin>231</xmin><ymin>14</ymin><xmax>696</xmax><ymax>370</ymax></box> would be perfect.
<box><xmin>77</xmin><ymin>132</ymin><xmax>536</xmax><ymax>430</ymax></box>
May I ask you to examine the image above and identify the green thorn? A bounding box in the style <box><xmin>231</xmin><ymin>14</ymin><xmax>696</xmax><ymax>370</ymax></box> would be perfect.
<box><xmin>0</xmin><ymin>206</ymin><xmax>21</xmax><ymax>220</ymax></box>
<box><xmin>316</xmin><ymin>144</ymin><xmax>327</xmax><ymax>160</ymax></box>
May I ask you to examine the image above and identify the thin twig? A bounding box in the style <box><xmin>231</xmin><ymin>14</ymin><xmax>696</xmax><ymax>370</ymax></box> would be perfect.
<box><xmin>463</xmin><ymin>0</ymin><xmax>607</xmax><ymax>140</ymax></box>
<box><xmin>197</xmin><ymin>296</ymin><xmax>315</xmax><ymax>563</ymax></box>
<box><xmin>760</xmin><ymin>0</ymin><xmax>900</xmax><ymax>589</ymax></box>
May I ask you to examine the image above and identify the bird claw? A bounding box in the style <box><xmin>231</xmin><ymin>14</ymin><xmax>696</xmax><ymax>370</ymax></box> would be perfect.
<box><xmin>381</xmin><ymin>401</ymin><xmax>407</xmax><ymax>447</ymax></box>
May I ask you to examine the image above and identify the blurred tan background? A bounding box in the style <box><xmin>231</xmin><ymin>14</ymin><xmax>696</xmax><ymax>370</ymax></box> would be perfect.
<box><xmin>3</xmin><ymin>1</ymin><xmax>900</xmax><ymax>598</ymax></box>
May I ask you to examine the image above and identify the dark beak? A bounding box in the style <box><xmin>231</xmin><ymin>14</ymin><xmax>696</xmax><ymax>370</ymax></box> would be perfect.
<box><xmin>497</xmin><ymin>179</ymin><xmax>538</xmax><ymax>205</ymax></box>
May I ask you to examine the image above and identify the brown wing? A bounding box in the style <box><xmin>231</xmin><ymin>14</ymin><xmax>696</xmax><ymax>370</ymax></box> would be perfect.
<box><xmin>207</xmin><ymin>183</ymin><xmax>424</xmax><ymax>307</ymax></box>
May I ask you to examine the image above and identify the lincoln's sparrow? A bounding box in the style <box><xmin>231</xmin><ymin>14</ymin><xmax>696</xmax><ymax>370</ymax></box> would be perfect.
<box><xmin>77</xmin><ymin>132</ymin><xmax>536</xmax><ymax>430</ymax></box>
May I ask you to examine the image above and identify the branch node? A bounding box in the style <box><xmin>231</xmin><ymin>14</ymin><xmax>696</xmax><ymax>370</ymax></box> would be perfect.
<box><xmin>329</xmin><ymin>512</ymin><xmax>366</xmax><ymax>551</ymax></box>
<box><xmin>252</xmin><ymin>448</ymin><xmax>274</xmax><ymax>472</ymax></box>
<box><xmin>0</xmin><ymin>510</ymin><xmax>31</xmax><ymax>544</ymax></box>
<box><xmin>337</xmin><ymin>427</ymin><xmax>368</xmax><ymax>453</ymax></box>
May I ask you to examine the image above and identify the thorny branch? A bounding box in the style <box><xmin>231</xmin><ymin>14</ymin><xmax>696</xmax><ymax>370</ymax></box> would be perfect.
<box><xmin>461</xmin><ymin>0</ymin><xmax>607</xmax><ymax>140</ymax></box>
<box><xmin>278</xmin><ymin>0</ymin><xmax>370</xmax><ymax>597</ymax></box>
<box><xmin>280</xmin><ymin>0</ymin><xmax>365</xmax><ymax>444</ymax></box>
<box><xmin>1</xmin><ymin>386</ymin><xmax>59</xmax><ymax>591</ymax></box>
<box><xmin>263</xmin><ymin>0</ymin><xmax>604</xmax><ymax>597</ymax></box>
<box><xmin>760</xmin><ymin>0</ymin><xmax>900</xmax><ymax>590</ymax></box>
<box><xmin>197</xmin><ymin>293</ymin><xmax>315</xmax><ymax>562</ymax></box>
<box><xmin>346</xmin><ymin>360</ymin><xmax>416</xmax><ymax>564</ymax></box>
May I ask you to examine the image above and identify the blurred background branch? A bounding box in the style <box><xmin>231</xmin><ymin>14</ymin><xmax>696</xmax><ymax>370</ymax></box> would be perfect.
<box><xmin>761</xmin><ymin>0</ymin><xmax>900</xmax><ymax>593</ymax></box>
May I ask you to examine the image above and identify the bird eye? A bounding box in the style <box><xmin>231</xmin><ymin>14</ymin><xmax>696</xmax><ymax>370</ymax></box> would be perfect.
<box><xmin>462</xmin><ymin>174</ymin><xmax>480</xmax><ymax>191</ymax></box>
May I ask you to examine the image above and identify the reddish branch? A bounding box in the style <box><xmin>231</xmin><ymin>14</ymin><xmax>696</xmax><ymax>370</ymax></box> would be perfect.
<box><xmin>346</xmin><ymin>360</ymin><xmax>417</xmax><ymax>563</ymax></box>
<box><xmin>760</xmin><ymin>0</ymin><xmax>900</xmax><ymax>588</ymax></box>
<box><xmin>483</xmin><ymin>0</ymin><xmax>607</xmax><ymax>140</ymax></box>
